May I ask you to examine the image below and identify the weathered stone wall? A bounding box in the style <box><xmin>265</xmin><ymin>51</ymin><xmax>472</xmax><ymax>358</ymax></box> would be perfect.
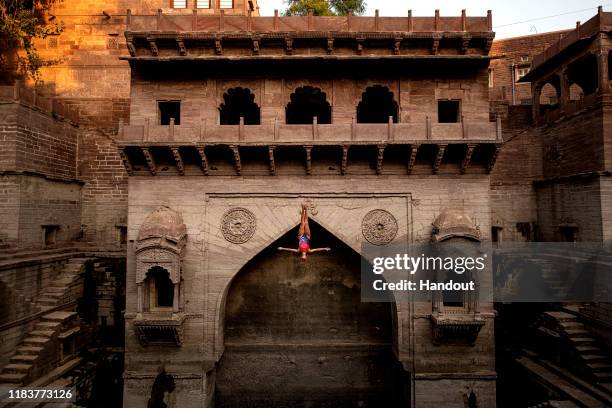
<box><xmin>123</xmin><ymin>175</ymin><xmax>494</xmax><ymax>407</ymax></box>
<box><xmin>0</xmin><ymin>103</ymin><xmax>78</xmax><ymax>180</ymax></box>
<box><xmin>129</xmin><ymin>73</ymin><xmax>490</xmax><ymax>126</ymax></box>
<box><xmin>78</xmin><ymin>129</ymin><xmax>128</xmax><ymax>247</ymax></box>
<box><xmin>489</xmin><ymin>103</ymin><xmax>542</xmax><ymax>241</ymax></box>
<box><xmin>535</xmin><ymin>177</ymin><xmax>604</xmax><ymax>242</ymax></box>
<box><xmin>0</xmin><ymin>257</ymin><xmax>71</xmax><ymax>365</ymax></box>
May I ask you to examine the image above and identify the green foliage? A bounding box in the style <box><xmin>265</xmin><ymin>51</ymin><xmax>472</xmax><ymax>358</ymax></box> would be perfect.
<box><xmin>284</xmin><ymin>0</ymin><xmax>366</xmax><ymax>16</ymax></box>
<box><xmin>329</xmin><ymin>0</ymin><xmax>366</xmax><ymax>15</ymax></box>
<box><xmin>0</xmin><ymin>0</ymin><xmax>63</xmax><ymax>81</ymax></box>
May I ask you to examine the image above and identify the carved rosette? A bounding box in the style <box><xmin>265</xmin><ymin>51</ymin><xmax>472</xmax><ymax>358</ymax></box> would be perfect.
<box><xmin>361</xmin><ymin>209</ymin><xmax>398</xmax><ymax>245</ymax></box>
<box><xmin>221</xmin><ymin>207</ymin><xmax>257</xmax><ymax>244</ymax></box>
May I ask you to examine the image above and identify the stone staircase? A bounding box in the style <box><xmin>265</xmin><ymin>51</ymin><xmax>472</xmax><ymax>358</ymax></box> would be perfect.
<box><xmin>0</xmin><ymin>311</ymin><xmax>80</xmax><ymax>386</ymax></box>
<box><xmin>544</xmin><ymin>311</ymin><xmax>612</xmax><ymax>391</ymax></box>
<box><xmin>34</xmin><ymin>258</ymin><xmax>89</xmax><ymax>311</ymax></box>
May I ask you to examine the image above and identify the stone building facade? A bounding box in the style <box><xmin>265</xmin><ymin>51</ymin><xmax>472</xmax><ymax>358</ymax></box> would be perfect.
<box><xmin>2</xmin><ymin>1</ymin><xmax>612</xmax><ymax>407</ymax></box>
<box><xmin>115</xmin><ymin>10</ymin><xmax>500</xmax><ymax>407</ymax></box>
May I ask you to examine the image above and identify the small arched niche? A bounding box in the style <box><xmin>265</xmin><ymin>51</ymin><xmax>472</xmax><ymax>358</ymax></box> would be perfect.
<box><xmin>134</xmin><ymin>206</ymin><xmax>187</xmax><ymax>346</ymax></box>
<box><xmin>285</xmin><ymin>86</ymin><xmax>332</xmax><ymax>124</ymax></box>
<box><xmin>357</xmin><ymin>85</ymin><xmax>399</xmax><ymax>123</ymax></box>
<box><xmin>219</xmin><ymin>87</ymin><xmax>261</xmax><ymax>125</ymax></box>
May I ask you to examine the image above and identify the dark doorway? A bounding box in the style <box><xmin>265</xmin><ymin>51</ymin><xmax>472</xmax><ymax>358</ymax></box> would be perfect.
<box><xmin>286</xmin><ymin>86</ymin><xmax>332</xmax><ymax>124</ymax></box>
<box><xmin>219</xmin><ymin>87</ymin><xmax>261</xmax><ymax>125</ymax></box>
<box><xmin>216</xmin><ymin>220</ymin><xmax>406</xmax><ymax>407</ymax></box>
<box><xmin>357</xmin><ymin>85</ymin><xmax>399</xmax><ymax>123</ymax></box>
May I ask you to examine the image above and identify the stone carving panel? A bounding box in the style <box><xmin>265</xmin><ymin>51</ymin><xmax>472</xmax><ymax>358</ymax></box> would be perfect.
<box><xmin>221</xmin><ymin>207</ymin><xmax>257</xmax><ymax>244</ymax></box>
<box><xmin>361</xmin><ymin>209</ymin><xmax>398</xmax><ymax>245</ymax></box>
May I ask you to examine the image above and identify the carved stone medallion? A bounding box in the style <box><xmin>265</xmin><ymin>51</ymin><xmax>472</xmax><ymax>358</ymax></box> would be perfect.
<box><xmin>221</xmin><ymin>207</ymin><xmax>256</xmax><ymax>244</ymax></box>
<box><xmin>362</xmin><ymin>209</ymin><xmax>398</xmax><ymax>245</ymax></box>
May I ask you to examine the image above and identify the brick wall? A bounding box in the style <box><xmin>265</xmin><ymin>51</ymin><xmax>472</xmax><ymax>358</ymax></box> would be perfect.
<box><xmin>489</xmin><ymin>102</ymin><xmax>542</xmax><ymax>241</ymax></box>
<box><xmin>490</xmin><ymin>31</ymin><xmax>570</xmax><ymax>104</ymax></box>
<box><xmin>78</xmin><ymin>129</ymin><xmax>128</xmax><ymax>247</ymax></box>
<box><xmin>535</xmin><ymin>177</ymin><xmax>604</xmax><ymax>241</ymax></box>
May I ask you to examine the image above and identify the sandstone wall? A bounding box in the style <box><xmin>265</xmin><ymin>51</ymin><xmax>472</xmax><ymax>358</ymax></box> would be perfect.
<box><xmin>123</xmin><ymin>175</ymin><xmax>495</xmax><ymax>407</ymax></box>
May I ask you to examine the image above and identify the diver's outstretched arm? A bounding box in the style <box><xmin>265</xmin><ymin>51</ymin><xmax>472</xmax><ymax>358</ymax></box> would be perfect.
<box><xmin>278</xmin><ymin>247</ymin><xmax>300</xmax><ymax>253</ymax></box>
<box><xmin>309</xmin><ymin>247</ymin><xmax>331</xmax><ymax>253</ymax></box>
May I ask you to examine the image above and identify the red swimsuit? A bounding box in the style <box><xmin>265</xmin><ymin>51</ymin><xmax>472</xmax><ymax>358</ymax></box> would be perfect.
<box><xmin>298</xmin><ymin>234</ymin><xmax>311</xmax><ymax>253</ymax></box>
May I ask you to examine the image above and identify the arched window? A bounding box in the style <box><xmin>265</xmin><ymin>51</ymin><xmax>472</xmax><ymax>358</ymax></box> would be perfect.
<box><xmin>146</xmin><ymin>266</ymin><xmax>174</xmax><ymax>309</ymax></box>
<box><xmin>357</xmin><ymin>86</ymin><xmax>399</xmax><ymax>123</ymax></box>
<box><xmin>219</xmin><ymin>87</ymin><xmax>261</xmax><ymax>125</ymax></box>
<box><xmin>569</xmin><ymin>83</ymin><xmax>584</xmax><ymax>101</ymax></box>
<box><xmin>285</xmin><ymin>86</ymin><xmax>332</xmax><ymax>124</ymax></box>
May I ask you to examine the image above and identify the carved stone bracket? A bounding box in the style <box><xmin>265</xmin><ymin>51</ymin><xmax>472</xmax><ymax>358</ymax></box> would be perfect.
<box><xmin>171</xmin><ymin>147</ymin><xmax>185</xmax><ymax>176</ymax></box>
<box><xmin>119</xmin><ymin>149</ymin><xmax>133</xmax><ymax>175</ymax></box>
<box><xmin>407</xmin><ymin>144</ymin><xmax>419</xmax><ymax>174</ymax></box>
<box><xmin>134</xmin><ymin>313</ymin><xmax>186</xmax><ymax>347</ymax></box>
<box><xmin>196</xmin><ymin>146</ymin><xmax>209</xmax><ymax>175</ymax></box>
<box><xmin>341</xmin><ymin>145</ymin><xmax>349</xmax><ymax>175</ymax></box>
<box><xmin>376</xmin><ymin>144</ymin><xmax>386</xmax><ymax>175</ymax></box>
<box><xmin>431</xmin><ymin>314</ymin><xmax>485</xmax><ymax>346</ymax></box>
<box><xmin>461</xmin><ymin>144</ymin><xmax>476</xmax><ymax>174</ymax></box>
<box><xmin>433</xmin><ymin>144</ymin><xmax>447</xmax><ymax>174</ymax></box>
<box><xmin>142</xmin><ymin>147</ymin><xmax>157</xmax><ymax>175</ymax></box>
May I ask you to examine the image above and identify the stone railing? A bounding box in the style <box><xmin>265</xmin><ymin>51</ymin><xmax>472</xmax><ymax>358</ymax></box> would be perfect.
<box><xmin>118</xmin><ymin>118</ymin><xmax>500</xmax><ymax>144</ymax></box>
<box><xmin>531</xmin><ymin>10</ymin><xmax>611</xmax><ymax>71</ymax></box>
<box><xmin>126</xmin><ymin>9</ymin><xmax>492</xmax><ymax>33</ymax></box>
<box><xmin>0</xmin><ymin>83</ymin><xmax>80</xmax><ymax>124</ymax></box>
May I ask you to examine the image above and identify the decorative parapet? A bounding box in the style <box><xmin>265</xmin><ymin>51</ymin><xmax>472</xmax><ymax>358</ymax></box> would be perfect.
<box><xmin>123</xmin><ymin>10</ymin><xmax>494</xmax><ymax>59</ymax></box>
<box><xmin>133</xmin><ymin>313</ymin><xmax>186</xmax><ymax>346</ymax></box>
<box><xmin>431</xmin><ymin>313</ymin><xmax>485</xmax><ymax>345</ymax></box>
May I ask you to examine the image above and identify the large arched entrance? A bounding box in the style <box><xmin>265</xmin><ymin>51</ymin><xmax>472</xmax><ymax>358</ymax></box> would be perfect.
<box><xmin>215</xmin><ymin>220</ymin><xmax>405</xmax><ymax>407</ymax></box>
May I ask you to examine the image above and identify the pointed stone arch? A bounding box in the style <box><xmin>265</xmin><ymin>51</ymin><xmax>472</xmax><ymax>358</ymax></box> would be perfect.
<box><xmin>215</xmin><ymin>219</ymin><xmax>406</xmax><ymax>406</ymax></box>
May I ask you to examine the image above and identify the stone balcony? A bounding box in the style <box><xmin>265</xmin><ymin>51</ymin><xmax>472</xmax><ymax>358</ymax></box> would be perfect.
<box><xmin>116</xmin><ymin>119</ymin><xmax>502</xmax><ymax>177</ymax></box>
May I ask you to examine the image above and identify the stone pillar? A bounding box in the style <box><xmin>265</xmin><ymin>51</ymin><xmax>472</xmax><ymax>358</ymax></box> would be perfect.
<box><xmin>598</xmin><ymin>49</ymin><xmax>609</xmax><ymax>92</ymax></box>
<box><xmin>532</xmin><ymin>82</ymin><xmax>542</xmax><ymax>122</ymax></box>
<box><xmin>173</xmin><ymin>283</ymin><xmax>179</xmax><ymax>313</ymax></box>
<box><xmin>137</xmin><ymin>283</ymin><xmax>143</xmax><ymax>313</ymax></box>
<box><xmin>559</xmin><ymin>68</ymin><xmax>570</xmax><ymax>111</ymax></box>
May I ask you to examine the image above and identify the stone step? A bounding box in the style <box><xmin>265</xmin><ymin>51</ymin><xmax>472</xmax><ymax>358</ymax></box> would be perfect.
<box><xmin>23</xmin><ymin>337</ymin><xmax>50</xmax><ymax>346</ymax></box>
<box><xmin>565</xmin><ymin>329</ymin><xmax>590</xmax><ymax>338</ymax></box>
<box><xmin>35</xmin><ymin>321</ymin><xmax>61</xmax><ymax>330</ymax></box>
<box><xmin>588</xmin><ymin>363</ymin><xmax>612</xmax><ymax>373</ymax></box>
<box><xmin>581</xmin><ymin>355</ymin><xmax>608</xmax><ymax>365</ymax></box>
<box><xmin>569</xmin><ymin>337</ymin><xmax>596</xmax><ymax>346</ymax></box>
<box><xmin>545</xmin><ymin>311</ymin><xmax>576</xmax><ymax>322</ymax></box>
<box><xmin>44</xmin><ymin>287</ymin><xmax>66</xmax><ymax>293</ymax></box>
<box><xmin>10</xmin><ymin>354</ymin><xmax>38</xmax><ymax>364</ymax></box>
<box><xmin>42</xmin><ymin>312</ymin><xmax>76</xmax><ymax>322</ymax></box>
<box><xmin>16</xmin><ymin>346</ymin><xmax>43</xmax><ymax>355</ymax></box>
<box><xmin>0</xmin><ymin>373</ymin><xmax>26</xmax><ymax>383</ymax></box>
<box><xmin>29</xmin><ymin>330</ymin><xmax>55</xmax><ymax>338</ymax></box>
<box><xmin>577</xmin><ymin>345</ymin><xmax>606</xmax><ymax>355</ymax></box>
<box><xmin>594</xmin><ymin>372</ymin><xmax>612</xmax><ymax>382</ymax></box>
<box><xmin>37</xmin><ymin>300</ymin><xmax>57</xmax><ymax>307</ymax></box>
<box><xmin>560</xmin><ymin>321</ymin><xmax>584</xmax><ymax>329</ymax></box>
<box><xmin>2</xmin><ymin>364</ymin><xmax>31</xmax><ymax>374</ymax></box>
